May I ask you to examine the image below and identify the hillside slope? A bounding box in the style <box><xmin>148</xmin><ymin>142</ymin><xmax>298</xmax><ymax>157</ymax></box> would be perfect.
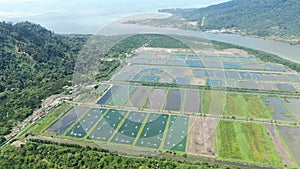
<box><xmin>160</xmin><ymin>0</ymin><xmax>300</xmax><ymax>38</ymax></box>
<box><xmin>0</xmin><ymin>22</ymin><xmax>87</xmax><ymax>142</ymax></box>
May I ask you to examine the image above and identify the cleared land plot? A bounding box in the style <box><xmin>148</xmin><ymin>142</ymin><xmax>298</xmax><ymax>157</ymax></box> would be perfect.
<box><xmin>106</xmin><ymin>86</ymin><xmax>136</xmax><ymax>107</ymax></box>
<box><xmin>262</xmin><ymin>74</ymin><xmax>277</xmax><ymax>81</ymax></box>
<box><xmin>112</xmin><ymin>112</ymin><xmax>146</xmax><ymax>145</ymax></box>
<box><xmin>276</xmin><ymin>83</ymin><xmax>296</xmax><ymax>92</ymax></box>
<box><xmin>167</xmin><ymin>60</ymin><xmax>186</xmax><ymax>66</ymax></box>
<box><xmin>113</xmin><ymin>74</ymin><xmax>130</xmax><ymax>81</ymax></box>
<box><xmin>203</xmin><ymin>61</ymin><xmax>223</xmax><ymax>68</ymax></box>
<box><xmin>287</xmin><ymin>74</ymin><xmax>300</xmax><ymax>83</ymax></box>
<box><xmin>224</xmin><ymin>80</ymin><xmax>240</xmax><ymax>88</ymax></box>
<box><xmin>214</xmin><ymin>70</ymin><xmax>226</xmax><ymax>78</ymax></box>
<box><xmin>66</xmin><ymin>108</ymin><xmax>105</xmax><ymax>138</ymax></box>
<box><xmin>293</xmin><ymin>84</ymin><xmax>300</xmax><ymax>92</ymax></box>
<box><xmin>188</xmin><ymin>117</ymin><xmax>216</xmax><ymax>156</ymax></box>
<box><xmin>164</xmin><ymin>115</ymin><xmax>189</xmax><ymax>152</ymax></box>
<box><xmin>97</xmin><ymin>85</ymin><xmax>119</xmax><ymax>104</ymax></box>
<box><xmin>174</xmin><ymin>77</ymin><xmax>190</xmax><ymax>85</ymax></box>
<box><xmin>220</xmin><ymin>57</ymin><xmax>237</xmax><ymax>62</ymax></box>
<box><xmin>132</xmin><ymin>59</ymin><xmax>149</xmax><ymax>64</ymax></box>
<box><xmin>158</xmin><ymin>76</ymin><xmax>174</xmax><ymax>83</ymax></box>
<box><xmin>243</xmin><ymin>64</ymin><xmax>264</xmax><ymax>70</ymax></box>
<box><xmin>263</xmin><ymin>98</ymin><xmax>295</xmax><ymax>121</ymax></box>
<box><xmin>164</xmin><ymin>89</ymin><xmax>184</xmax><ymax>111</ymax></box>
<box><xmin>239</xmin><ymin>57</ymin><xmax>258</xmax><ymax>63</ymax></box>
<box><xmin>136</xmin><ymin>113</ymin><xmax>169</xmax><ymax>149</ymax></box>
<box><xmin>185</xmin><ymin>61</ymin><xmax>203</xmax><ymax>67</ymax></box>
<box><xmin>46</xmin><ymin>107</ymin><xmax>88</xmax><ymax>135</ymax></box>
<box><xmin>265</xmin><ymin>64</ymin><xmax>285</xmax><ymax>71</ymax></box>
<box><xmin>88</xmin><ymin>109</ymin><xmax>127</xmax><ymax>142</ymax></box>
<box><xmin>265</xmin><ymin>124</ymin><xmax>296</xmax><ymax>167</ymax></box>
<box><xmin>202</xmin><ymin>56</ymin><xmax>219</xmax><ymax>61</ymax></box>
<box><xmin>224</xmin><ymin>63</ymin><xmax>242</xmax><ymax>69</ymax></box>
<box><xmin>224</xmin><ymin>94</ymin><xmax>272</xmax><ymax>119</ymax></box>
<box><xmin>250</xmin><ymin>73</ymin><xmax>263</xmax><ymax>80</ymax></box>
<box><xmin>184</xmin><ymin>90</ymin><xmax>202</xmax><ymax>113</ymax></box>
<box><xmin>96</xmin><ymin>84</ymin><xmax>110</xmax><ymax>93</ymax></box>
<box><xmin>218</xmin><ymin>121</ymin><xmax>282</xmax><ymax>167</ymax></box>
<box><xmin>171</xmin><ymin>69</ymin><xmax>183</xmax><ymax>75</ymax></box>
<box><xmin>259</xmin><ymin>82</ymin><xmax>277</xmax><ymax>91</ymax></box>
<box><xmin>143</xmin><ymin>75</ymin><xmax>159</xmax><ymax>83</ymax></box>
<box><xmin>149</xmin><ymin>59</ymin><xmax>168</xmax><ymax>65</ymax></box>
<box><xmin>141</xmin><ymin>68</ymin><xmax>163</xmax><ymax>74</ymax></box>
<box><xmin>240</xmin><ymin>81</ymin><xmax>259</xmax><ymax>89</ymax></box>
<box><xmin>278</xmin><ymin>126</ymin><xmax>300</xmax><ymax>166</ymax></box>
<box><xmin>190</xmin><ymin>77</ymin><xmax>206</xmax><ymax>86</ymax></box>
<box><xmin>171</xmin><ymin>55</ymin><xmax>186</xmax><ymax>59</ymax></box>
<box><xmin>144</xmin><ymin>88</ymin><xmax>167</xmax><ymax>110</ymax></box>
<box><xmin>239</xmin><ymin>72</ymin><xmax>251</xmax><ymax>79</ymax></box>
<box><xmin>274</xmin><ymin>74</ymin><xmax>289</xmax><ymax>82</ymax></box>
<box><xmin>206</xmin><ymin>70</ymin><xmax>215</xmax><ymax>77</ymax></box>
<box><xmin>125</xmin><ymin>87</ymin><xmax>151</xmax><ymax>108</ymax></box>
<box><xmin>193</xmin><ymin>69</ymin><xmax>207</xmax><ymax>77</ymax></box>
<box><xmin>283</xmin><ymin>99</ymin><xmax>300</xmax><ymax>121</ymax></box>
<box><xmin>206</xmin><ymin>79</ymin><xmax>222</xmax><ymax>87</ymax></box>
<box><xmin>187</xmin><ymin>55</ymin><xmax>201</xmax><ymax>60</ymax></box>
<box><xmin>131</xmin><ymin>75</ymin><xmax>144</xmax><ymax>81</ymax></box>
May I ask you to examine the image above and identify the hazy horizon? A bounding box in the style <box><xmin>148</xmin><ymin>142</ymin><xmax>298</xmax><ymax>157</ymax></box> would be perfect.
<box><xmin>0</xmin><ymin>0</ymin><xmax>230</xmax><ymax>34</ymax></box>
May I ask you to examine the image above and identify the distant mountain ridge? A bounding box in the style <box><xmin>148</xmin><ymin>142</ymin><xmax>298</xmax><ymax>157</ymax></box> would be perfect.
<box><xmin>160</xmin><ymin>0</ymin><xmax>300</xmax><ymax>38</ymax></box>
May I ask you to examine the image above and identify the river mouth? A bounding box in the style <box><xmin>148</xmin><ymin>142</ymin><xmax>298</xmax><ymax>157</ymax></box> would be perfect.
<box><xmin>100</xmin><ymin>13</ymin><xmax>300</xmax><ymax>64</ymax></box>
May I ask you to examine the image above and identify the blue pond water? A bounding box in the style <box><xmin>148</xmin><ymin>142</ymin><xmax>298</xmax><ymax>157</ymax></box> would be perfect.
<box><xmin>185</xmin><ymin>61</ymin><xmax>203</xmax><ymax>67</ymax></box>
<box><xmin>239</xmin><ymin>72</ymin><xmax>252</xmax><ymax>79</ymax></box>
<box><xmin>206</xmin><ymin>79</ymin><xmax>222</xmax><ymax>87</ymax></box>
<box><xmin>97</xmin><ymin>85</ymin><xmax>119</xmax><ymax>104</ymax></box>
<box><xmin>224</xmin><ymin>62</ymin><xmax>242</xmax><ymax>69</ymax></box>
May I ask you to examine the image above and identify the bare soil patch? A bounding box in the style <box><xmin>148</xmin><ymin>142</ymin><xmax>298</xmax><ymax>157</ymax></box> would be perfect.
<box><xmin>265</xmin><ymin>124</ymin><xmax>295</xmax><ymax>167</ymax></box>
<box><xmin>188</xmin><ymin>117</ymin><xmax>216</xmax><ymax>157</ymax></box>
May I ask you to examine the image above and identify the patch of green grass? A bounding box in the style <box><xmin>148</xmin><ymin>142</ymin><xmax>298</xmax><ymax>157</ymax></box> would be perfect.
<box><xmin>241</xmin><ymin>123</ymin><xmax>282</xmax><ymax>166</ymax></box>
<box><xmin>244</xmin><ymin>95</ymin><xmax>272</xmax><ymax>119</ymax></box>
<box><xmin>30</xmin><ymin>103</ymin><xmax>73</xmax><ymax>135</ymax></box>
<box><xmin>223</xmin><ymin>94</ymin><xmax>272</xmax><ymax>119</ymax></box>
<box><xmin>202</xmin><ymin>91</ymin><xmax>225</xmax><ymax>115</ymax></box>
<box><xmin>217</xmin><ymin>121</ymin><xmax>283</xmax><ymax>167</ymax></box>
<box><xmin>224</xmin><ymin>94</ymin><xmax>247</xmax><ymax>117</ymax></box>
<box><xmin>218</xmin><ymin>121</ymin><xmax>243</xmax><ymax>159</ymax></box>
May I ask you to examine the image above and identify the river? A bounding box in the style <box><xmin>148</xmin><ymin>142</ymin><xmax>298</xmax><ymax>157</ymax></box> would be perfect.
<box><xmin>100</xmin><ymin>21</ymin><xmax>300</xmax><ymax>64</ymax></box>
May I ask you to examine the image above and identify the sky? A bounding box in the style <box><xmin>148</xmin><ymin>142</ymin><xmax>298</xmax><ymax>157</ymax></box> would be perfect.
<box><xmin>0</xmin><ymin>0</ymin><xmax>230</xmax><ymax>34</ymax></box>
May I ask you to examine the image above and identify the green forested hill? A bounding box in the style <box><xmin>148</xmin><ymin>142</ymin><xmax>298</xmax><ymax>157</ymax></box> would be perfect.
<box><xmin>0</xmin><ymin>140</ymin><xmax>234</xmax><ymax>169</ymax></box>
<box><xmin>0</xmin><ymin>22</ymin><xmax>87</xmax><ymax>142</ymax></box>
<box><xmin>160</xmin><ymin>0</ymin><xmax>300</xmax><ymax>37</ymax></box>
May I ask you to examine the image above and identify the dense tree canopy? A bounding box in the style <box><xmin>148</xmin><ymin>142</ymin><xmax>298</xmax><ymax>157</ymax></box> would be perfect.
<box><xmin>0</xmin><ymin>140</ymin><xmax>235</xmax><ymax>169</ymax></box>
<box><xmin>160</xmin><ymin>0</ymin><xmax>300</xmax><ymax>37</ymax></box>
<box><xmin>0</xmin><ymin>22</ymin><xmax>88</xmax><ymax>141</ymax></box>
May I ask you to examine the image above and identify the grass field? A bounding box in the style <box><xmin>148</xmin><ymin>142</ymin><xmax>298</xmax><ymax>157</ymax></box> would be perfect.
<box><xmin>202</xmin><ymin>91</ymin><xmax>225</xmax><ymax>115</ymax></box>
<box><xmin>217</xmin><ymin>121</ymin><xmax>243</xmax><ymax>159</ymax></box>
<box><xmin>224</xmin><ymin>94</ymin><xmax>272</xmax><ymax>119</ymax></box>
<box><xmin>217</xmin><ymin>121</ymin><xmax>283</xmax><ymax>167</ymax></box>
